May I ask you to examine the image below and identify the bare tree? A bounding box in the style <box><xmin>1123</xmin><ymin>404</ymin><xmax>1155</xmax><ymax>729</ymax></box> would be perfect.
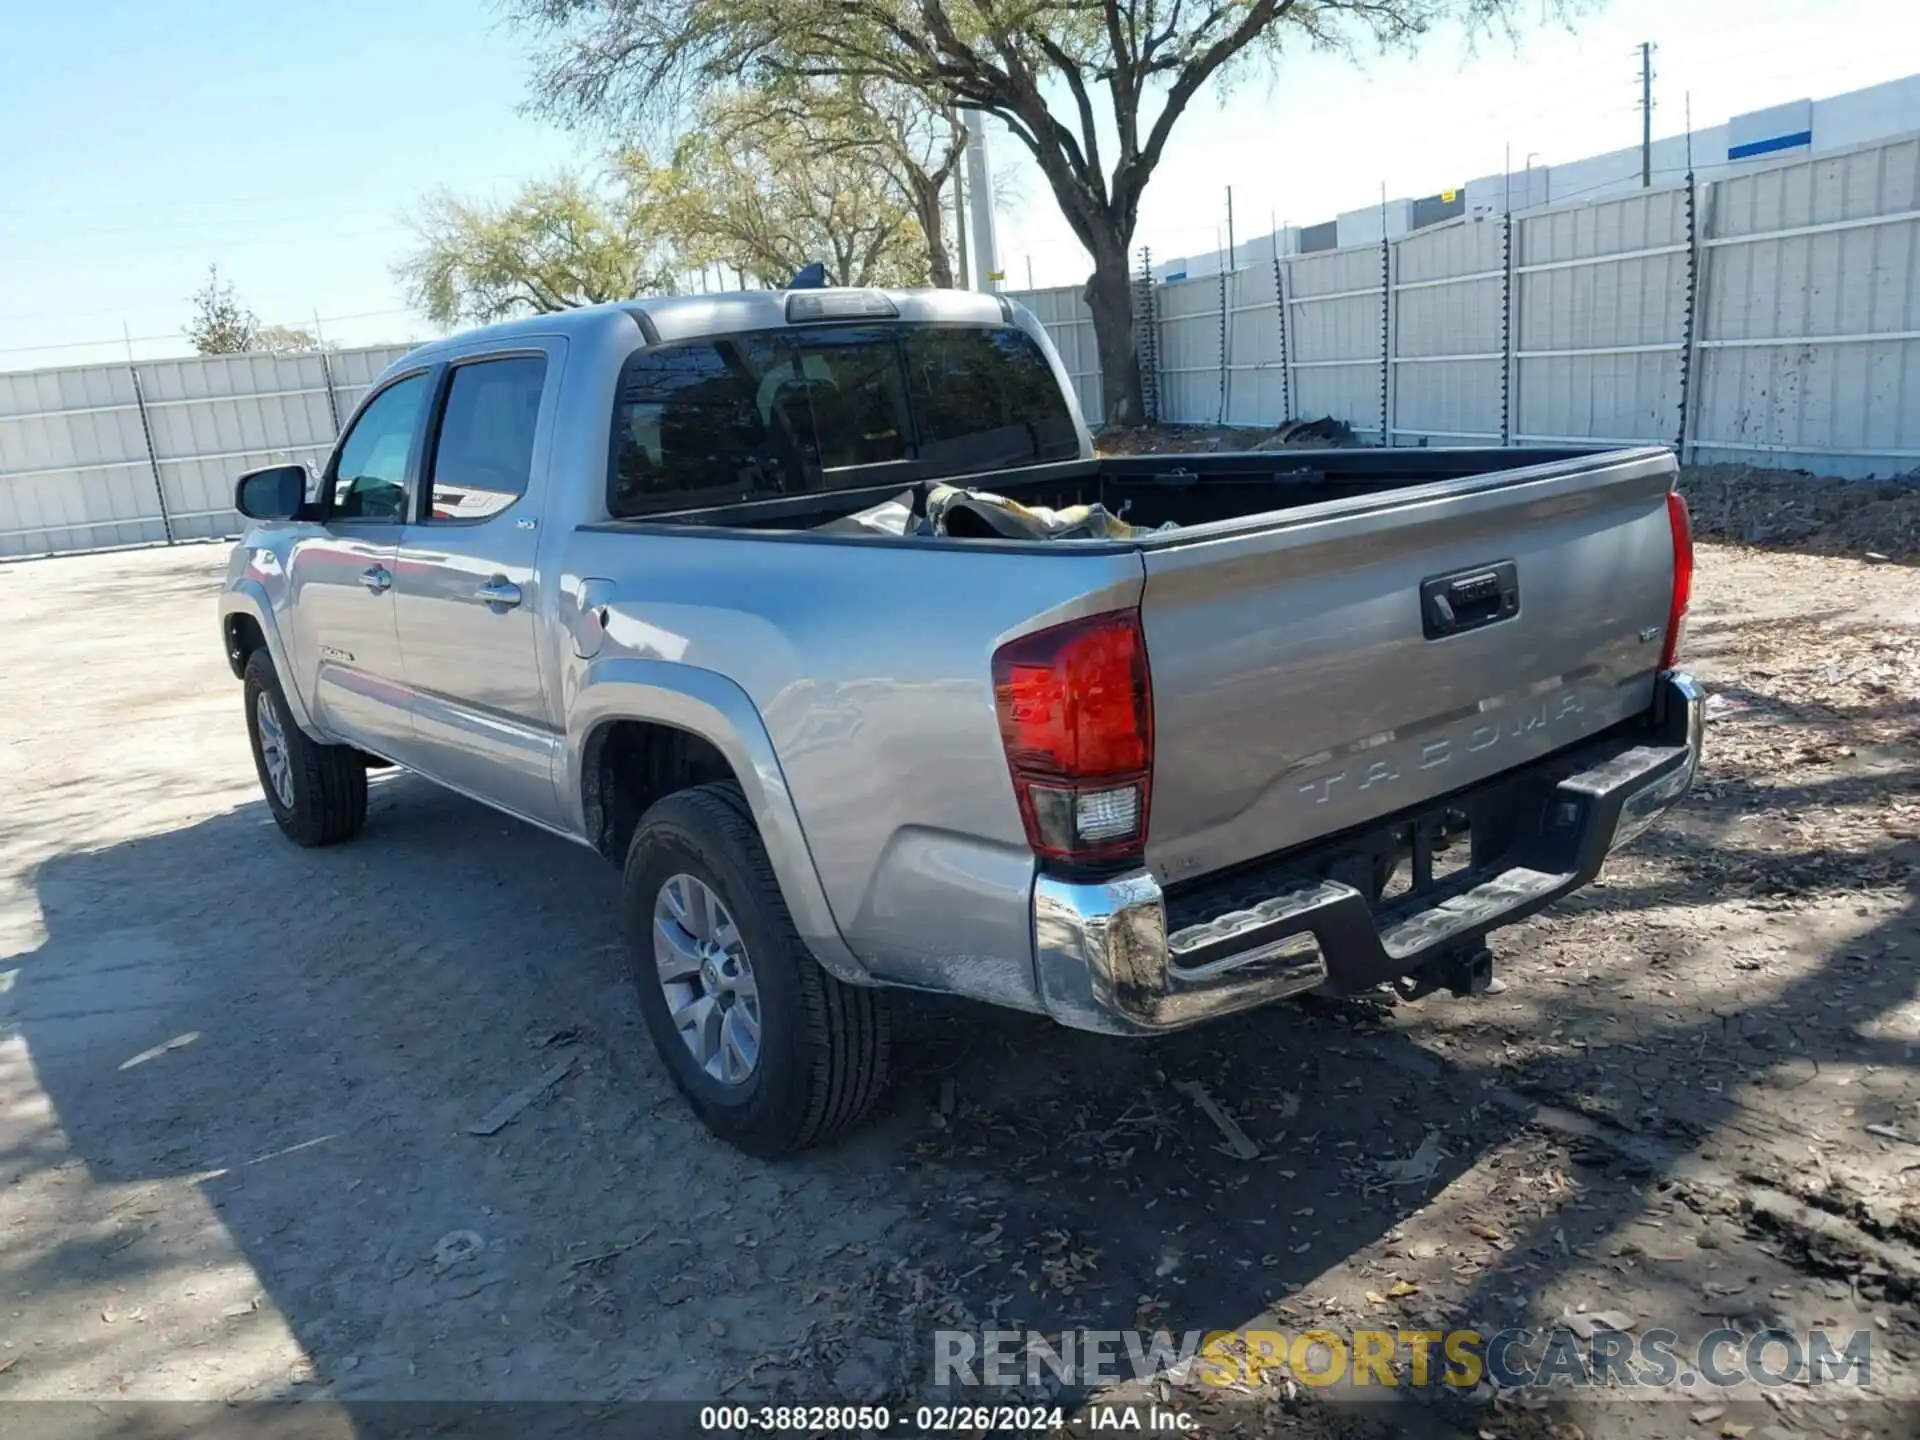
<box><xmin>186</xmin><ymin>265</ymin><xmax>258</xmax><ymax>355</ymax></box>
<box><xmin>661</xmin><ymin>86</ymin><xmax>940</xmax><ymax>286</ymax></box>
<box><xmin>255</xmin><ymin>324</ymin><xmax>323</xmax><ymax>354</ymax></box>
<box><xmin>510</xmin><ymin>0</ymin><xmax>1576</xmax><ymax>425</ymax></box>
<box><xmin>395</xmin><ymin>173</ymin><xmax>684</xmax><ymax>327</ymax></box>
<box><xmin>713</xmin><ymin>80</ymin><xmax>968</xmax><ymax>286</ymax></box>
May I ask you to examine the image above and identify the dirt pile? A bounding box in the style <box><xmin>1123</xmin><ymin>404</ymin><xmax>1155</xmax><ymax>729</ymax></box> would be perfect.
<box><xmin>1679</xmin><ymin>463</ymin><xmax>1920</xmax><ymax>562</ymax></box>
<box><xmin>1097</xmin><ymin>428</ymin><xmax>1920</xmax><ymax>563</ymax></box>
<box><xmin>1095</xmin><ymin>424</ymin><xmax>1278</xmax><ymax>456</ymax></box>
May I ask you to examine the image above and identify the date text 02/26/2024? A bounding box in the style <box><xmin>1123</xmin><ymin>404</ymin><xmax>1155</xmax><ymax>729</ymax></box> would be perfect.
<box><xmin>699</xmin><ymin>1404</ymin><xmax>1083</xmax><ymax>1433</ymax></box>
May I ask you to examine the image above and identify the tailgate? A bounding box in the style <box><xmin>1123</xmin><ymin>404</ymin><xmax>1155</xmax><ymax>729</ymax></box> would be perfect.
<box><xmin>1139</xmin><ymin>449</ymin><xmax>1678</xmax><ymax>886</ymax></box>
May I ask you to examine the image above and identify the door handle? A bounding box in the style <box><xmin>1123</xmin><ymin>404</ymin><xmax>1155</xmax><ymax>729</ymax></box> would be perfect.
<box><xmin>359</xmin><ymin>565</ymin><xmax>392</xmax><ymax>594</ymax></box>
<box><xmin>473</xmin><ymin>577</ymin><xmax>523</xmax><ymax>609</ymax></box>
<box><xmin>1420</xmin><ymin>560</ymin><xmax>1518</xmax><ymax>640</ymax></box>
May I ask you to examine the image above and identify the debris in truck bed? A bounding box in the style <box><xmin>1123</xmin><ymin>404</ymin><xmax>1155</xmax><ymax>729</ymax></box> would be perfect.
<box><xmin>812</xmin><ymin>490</ymin><xmax>917</xmax><ymax>537</ymax></box>
<box><xmin>924</xmin><ymin>484</ymin><xmax>1175</xmax><ymax>540</ymax></box>
<box><xmin>813</xmin><ymin>485</ymin><xmax>1173</xmax><ymax>540</ymax></box>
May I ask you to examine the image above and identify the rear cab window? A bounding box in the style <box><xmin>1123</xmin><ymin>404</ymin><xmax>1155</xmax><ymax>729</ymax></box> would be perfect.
<box><xmin>607</xmin><ymin>324</ymin><xmax>1077</xmax><ymax>519</ymax></box>
<box><xmin>425</xmin><ymin>354</ymin><xmax>548</xmax><ymax>522</ymax></box>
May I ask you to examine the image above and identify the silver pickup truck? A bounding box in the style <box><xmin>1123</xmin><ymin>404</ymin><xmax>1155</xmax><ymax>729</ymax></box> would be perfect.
<box><xmin>219</xmin><ymin>287</ymin><xmax>1703</xmax><ymax>1156</ymax></box>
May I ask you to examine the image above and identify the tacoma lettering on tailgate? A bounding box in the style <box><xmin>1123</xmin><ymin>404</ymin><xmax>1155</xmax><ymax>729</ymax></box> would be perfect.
<box><xmin>1295</xmin><ymin>691</ymin><xmax>1584</xmax><ymax>806</ymax></box>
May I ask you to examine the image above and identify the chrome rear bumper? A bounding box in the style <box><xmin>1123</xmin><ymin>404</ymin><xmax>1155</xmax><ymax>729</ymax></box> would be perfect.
<box><xmin>1034</xmin><ymin>672</ymin><xmax>1704</xmax><ymax>1035</ymax></box>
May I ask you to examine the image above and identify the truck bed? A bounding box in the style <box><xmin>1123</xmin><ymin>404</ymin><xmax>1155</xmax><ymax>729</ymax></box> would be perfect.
<box><xmin>588</xmin><ymin>444</ymin><xmax>1681</xmax><ymax>891</ymax></box>
<box><xmin>591</xmin><ymin>446</ymin><xmax>1605</xmax><ymax>539</ymax></box>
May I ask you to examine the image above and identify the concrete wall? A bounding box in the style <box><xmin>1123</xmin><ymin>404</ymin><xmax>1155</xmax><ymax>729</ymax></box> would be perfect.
<box><xmin>1284</xmin><ymin>243</ymin><xmax>1388</xmax><ymax>442</ymax></box>
<box><xmin>1389</xmin><ymin>211</ymin><xmax>1507</xmax><ymax>444</ymax></box>
<box><xmin>1690</xmin><ymin>132</ymin><xmax>1920</xmax><ymax>470</ymax></box>
<box><xmin>1511</xmin><ymin>185</ymin><xmax>1691</xmax><ymax>446</ymax></box>
<box><xmin>0</xmin><ymin>344</ymin><xmax>410</xmax><ymax>558</ymax></box>
<box><xmin>1011</xmin><ymin>129</ymin><xmax>1920</xmax><ymax>478</ymax></box>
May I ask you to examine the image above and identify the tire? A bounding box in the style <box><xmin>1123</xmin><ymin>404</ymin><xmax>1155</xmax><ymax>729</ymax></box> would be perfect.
<box><xmin>243</xmin><ymin>649</ymin><xmax>368</xmax><ymax>847</ymax></box>
<box><xmin>623</xmin><ymin>782</ymin><xmax>891</xmax><ymax>1156</ymax></box>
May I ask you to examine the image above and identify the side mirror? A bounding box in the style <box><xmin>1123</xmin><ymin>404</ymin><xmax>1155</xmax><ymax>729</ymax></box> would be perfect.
<box><xmin>234</xmin><ymin>464</ymin><xmax>309</xmax><ymax>521</ymax></box>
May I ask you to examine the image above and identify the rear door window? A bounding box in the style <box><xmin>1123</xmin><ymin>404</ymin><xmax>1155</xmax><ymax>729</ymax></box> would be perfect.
<box><xmin>425</xmin><ymin>355</ymin><xmax>548</xmax><ymax>521</ymax></box>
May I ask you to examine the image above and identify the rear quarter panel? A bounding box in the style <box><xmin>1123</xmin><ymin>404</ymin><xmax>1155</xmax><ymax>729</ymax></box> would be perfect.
<box><xmin>559</xmin><ymin>527</ymin><xmax>1144</xmax><ymax>1008</ymax></box>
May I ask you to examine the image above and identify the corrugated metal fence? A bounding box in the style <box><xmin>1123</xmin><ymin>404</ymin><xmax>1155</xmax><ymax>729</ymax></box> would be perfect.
<box><xmin>1</xmin><ymin>344</ymin><xmax>409</xmax><ymax>558</ymax></box>
<box><xmin>7</xmin><ymin>133</ymin><xmax>1916</xmax><ymax>559</ymax></box>
<box><xmin>1012</xmin><ymin>130</ymin><xmax>1920</xmax><ymax>479</ymax></box>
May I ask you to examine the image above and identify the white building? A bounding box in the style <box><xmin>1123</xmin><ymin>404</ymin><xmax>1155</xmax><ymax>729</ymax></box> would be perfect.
<box><xmin>1152</xmin><ymin>70</ymin><xmax>1920</xmax><ymax>280</ymax></box>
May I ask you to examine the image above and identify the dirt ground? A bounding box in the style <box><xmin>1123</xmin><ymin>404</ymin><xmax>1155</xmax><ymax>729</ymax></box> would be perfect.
<box><xmin>0</xmin><ymin>517</ymin><xmax>1917</xmax><ymax>1438</ymax></box>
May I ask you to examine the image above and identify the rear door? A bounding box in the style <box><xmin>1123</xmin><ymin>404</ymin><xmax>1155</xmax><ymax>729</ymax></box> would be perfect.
<box><xmin>1137</xmin><ymin>451</ymin><xmax>1680</xmax><ymax>886</ymax></box>
<box><xmin>284</xmin><ymin>370</ymin><xmax>432</xmax><ymax>757</ymax></box>
<box><xmin>390</xmin><ymin>344</ymin><xmax>565</xmax><ymax>828</ymax></box>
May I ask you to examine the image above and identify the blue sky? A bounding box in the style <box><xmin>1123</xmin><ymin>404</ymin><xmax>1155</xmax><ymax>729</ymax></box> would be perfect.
<box><xmin>2</xmin><ymin>0</ymin><xmax>1915</xmax><ymax>367</ymax></box>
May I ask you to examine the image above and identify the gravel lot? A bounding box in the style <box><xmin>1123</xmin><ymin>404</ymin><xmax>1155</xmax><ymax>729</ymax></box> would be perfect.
<box><xmin>0</xmin><ymin>530</ymin><xmax>1915</xmax><ymax>1438</ymax></box>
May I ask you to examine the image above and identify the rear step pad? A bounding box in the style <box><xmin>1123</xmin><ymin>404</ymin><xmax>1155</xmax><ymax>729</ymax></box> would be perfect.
<box><xmin>1165</xmin><ymin>879</ymin><xmax>1353</xmax><ymax>964</ymax></box>
<box><xmin>1163</xmin><ymin>865</ymin><xmax>1570</xmax><ymax>974</ymax></box>
<box><xmin>1377</xmin><ymin>865</ymin><xmax>1564</xmax><ymax>959</ymax></box>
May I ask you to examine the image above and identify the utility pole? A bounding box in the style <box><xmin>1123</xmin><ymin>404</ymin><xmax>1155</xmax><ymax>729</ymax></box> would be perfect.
<box><xmin>951</xmin><ymin>171</ymin><xmax>970</xmax><ymax>290</ymax></box>
<box><xmin>963</xmin><ymin>108</ymin><xmax>1002</xmax><ymax>291</ymax></box>
<box><xmin>1639</xmin><ymin>42</ymin><xmax>1656</xmax><ymax>188</ymax></box>
<box><xmin>1226</xmin><ymin>186</ymin><xmax>1236</xmax><ymax>270</ymax></box>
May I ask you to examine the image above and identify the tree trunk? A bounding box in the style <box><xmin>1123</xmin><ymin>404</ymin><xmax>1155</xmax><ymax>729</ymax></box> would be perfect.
<box><xmin>1084</xmin><ymin>247</ymin><xmax>1145</xmax><ymax>428</ymax></box>
<box><xmin>911</xmin><ymin>176</ymin><xmax>955</xmax><ymax>287</ymax></box>
<box><xmin>924</xmin><ymin>215</ymin><xmax>955</xmax><ymax>288</ymax></box>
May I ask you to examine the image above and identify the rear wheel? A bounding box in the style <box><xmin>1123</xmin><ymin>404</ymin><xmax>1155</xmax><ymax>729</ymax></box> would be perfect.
<box><xmin>623</xmin><ymin>782</ymin><xmax>891</xmax><ymax>1156</ymax></box>
<box><xmin>243</xmin><ymin>650</ymin><xmax>367</xmax><ymax>846</ymax></box>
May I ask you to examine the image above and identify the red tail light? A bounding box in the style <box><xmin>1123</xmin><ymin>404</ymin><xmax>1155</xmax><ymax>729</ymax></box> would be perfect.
<box><xmin>1660</xmin><ymin>489</ymin><xmax>1693</xmax><ymax>671</ymax></box>
<box><xmin>992</xmin><ymin>610</ymin><xmax>1153</xmax><ymax>865</ymax></box>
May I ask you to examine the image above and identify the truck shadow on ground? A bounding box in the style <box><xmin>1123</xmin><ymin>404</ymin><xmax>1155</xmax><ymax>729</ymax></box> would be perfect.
<box><xmin>2</xmin><ymin>763</ymin><xmax>1916</xmax><ymax>1439</ymax></box>
<box><xmin>0</xmin><ymin>775</ymin><xmax>1480</xmax><ymax>1424</ymax></box>
<box><xmin>865</xmin><ymin>750</ymin><xmax>1920</xmax><ymax>1435</ymax></box>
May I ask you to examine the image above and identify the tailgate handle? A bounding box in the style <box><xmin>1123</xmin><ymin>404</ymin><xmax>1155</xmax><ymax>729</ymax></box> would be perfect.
<box><xmin>1421</xmin><ymin>561</ymin><xmax>1519</xmax><ymax>639</ymax></box>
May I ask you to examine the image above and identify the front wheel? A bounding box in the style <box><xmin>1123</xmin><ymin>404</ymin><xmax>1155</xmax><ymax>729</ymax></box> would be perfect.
<box><xmin>622</xmin><ymin>782</ymin><xmax>891</xmax><ymax>1156</ymax></box>
<box><xmin>243</xmin><ymin>650</ymin><xmax>367</xmax><ymax>847</ymax></box>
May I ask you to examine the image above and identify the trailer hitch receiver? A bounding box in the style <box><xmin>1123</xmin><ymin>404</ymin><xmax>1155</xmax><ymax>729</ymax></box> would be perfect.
<box><xmin>1393</xmin><ymin>944</ymin><xmax>1494</xmax><ymax>1001</ymax></box>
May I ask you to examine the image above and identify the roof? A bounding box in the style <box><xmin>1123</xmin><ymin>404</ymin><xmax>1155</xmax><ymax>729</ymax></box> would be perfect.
<box><xmin>399</xmin><ymin>287</ymin><xmax>1017</xmax><ymax>366</ymax></box>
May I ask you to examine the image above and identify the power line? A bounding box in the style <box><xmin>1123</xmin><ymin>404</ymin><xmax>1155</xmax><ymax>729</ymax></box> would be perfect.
<box><xmin>3</xmin><ymin>222</ymin><xmax>401</xmax><ymax>259</ymax></box>
<box><xmin>0</xmin><ymin>206</ymin><xmax>400</xmax><ymax>244</ymax></box>
<box><xmin>0</xmin><ymin>307</ymin><xmax>418</xmax><ymax>358</ymax></box>
<box><xmin>0</xmin><ymin>163</ymin><xmax>593</xmax><ymax>223</ymax></box>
